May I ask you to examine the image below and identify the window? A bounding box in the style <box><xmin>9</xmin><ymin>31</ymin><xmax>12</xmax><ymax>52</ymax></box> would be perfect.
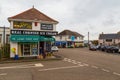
<box><xmin>60</xmin><ymin>36</ymin><xmax>62</xmax><ymax>40</ymax></box>
<box><xmin>6</xmin><ymin>34</ymin><xmax>10</xmax><ymax>43</ymax></box>
<box><xmin>41</xmin><ymin>23</ymin><xmax>53</xmax><ymax>30</ymax></box>
<box><xmin>106</xmin><ymin>39</ymin><xmax>112</xmax><ymax>42</ymax></box>
<box><xmin>13</xmin><ymin>21</ymin><xmax>32</xmax><ymax>29</ymax></box>
<box><xmin>0</xmin><ymin>34</ymin><xmax>2</xmax><ymax>43</ymax></box>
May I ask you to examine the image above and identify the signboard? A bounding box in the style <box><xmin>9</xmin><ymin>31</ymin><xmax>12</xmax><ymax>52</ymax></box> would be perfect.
<box><xmin>71</xmin><ymin>36</ymin><xmax>75</xmax><ymax>41</ymax></box>
<box><xmin>41</xmin><ymin>23</ymin><xmax>53</xmax><ymax>30</ymax></box>
<box><xmin>13</xmin><ymin>21</ymin><xmax>32</xmax><ymax>29</ymax></box>
<box><xmin>11</xmin><ymin>30</ymin><xmax>58</xmax><ymax>36</ymax></box>
<box><xmin>10</xmin><ymin>35</ymin><xmax>39</xmax><ymax>42</ymax></box>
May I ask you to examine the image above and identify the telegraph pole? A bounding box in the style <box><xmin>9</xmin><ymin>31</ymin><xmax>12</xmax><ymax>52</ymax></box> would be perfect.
<box><xmin>3</xmin><ymin>26</ymin><xmax>5</xmax><ymax>46</ymax></box>
<box><xmin>88</xmin><ymin>32</ymin><xmax>89</xmax><ymax>47</ymax></box>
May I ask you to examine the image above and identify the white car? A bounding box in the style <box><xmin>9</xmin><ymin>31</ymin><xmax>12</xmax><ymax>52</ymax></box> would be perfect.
<box><xmin>51</xmin><ymin>46</ymin><xmax>59</xmax><ymax>52</ymax></box>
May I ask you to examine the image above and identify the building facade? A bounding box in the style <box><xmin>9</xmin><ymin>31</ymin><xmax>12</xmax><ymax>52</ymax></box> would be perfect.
<box><xmin>0</xmin><ymin>27</ymin><xmax>10</xmax><ymax>47</ymax></box>
<box><xmin>99</xmin><ymin>33</ymin><xmax>120</xmax><ymax>46</ymax></box>
<box><xmin>55</xmin><ymin>30</ymin><xmax>84</xmax><ymax>48</ymax></box>
<box><xmin>8</xmin><ymin>7</ymin><xmax>58</xmax><ymax>58</ymax></box>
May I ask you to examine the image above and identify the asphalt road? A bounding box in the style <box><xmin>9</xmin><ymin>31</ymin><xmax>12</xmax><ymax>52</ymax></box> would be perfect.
<box><xmin>0</xmin><ymin>48</ymin><xmax>120</xmax><ymax>80</ymax></box>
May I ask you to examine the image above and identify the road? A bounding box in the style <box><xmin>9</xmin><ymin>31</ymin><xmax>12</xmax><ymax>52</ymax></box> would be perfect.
<box><xmin>0</xmin><ymin>48</ymin><xmax>120</xmax><ymax>80</ymax></box>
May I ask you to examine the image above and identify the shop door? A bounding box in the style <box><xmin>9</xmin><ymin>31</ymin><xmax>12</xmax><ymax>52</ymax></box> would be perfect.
<box><xmin>23</xmin><ymin>44</ymin><xmax>30</xmax><ymax>56</ymax></box>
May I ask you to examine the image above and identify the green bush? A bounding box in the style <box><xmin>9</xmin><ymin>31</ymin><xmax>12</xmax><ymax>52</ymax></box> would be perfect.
<box><xmin>0</xmin><ymin>44</ymin><xmax>10</xmax><ymax>59</ymax></box>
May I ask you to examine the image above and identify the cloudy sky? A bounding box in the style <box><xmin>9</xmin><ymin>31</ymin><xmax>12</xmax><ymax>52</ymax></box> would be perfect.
<box><xmin>0</xmin><ymin>0</ymin><xmax>120</xmax><ymax>40</ymax></box>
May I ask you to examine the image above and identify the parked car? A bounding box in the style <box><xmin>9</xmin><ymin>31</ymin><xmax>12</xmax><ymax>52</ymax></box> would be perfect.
<box><xmin>89</xmin><ymin>45</ymin><xmax>97</xmax><ymax>51</ymax></box>
<box><xmin>100</xmin><ymin>45</ymin><xmax>108</xmax><ymax>51</ymax></box>
<box><xmin>105</xmin><ymin>46</ymin><xmax>119</xmax><ymax>53</ymax></box>
<box><xmin>105</xmin><ymin>46</ymin><xmax>113</xmax><ymax>53</ymax></box>
<box><xmin>111</xmin><ymin>46</ymin><xmax>119</xmax><ymax>53</ymax></box>
<box><xmin>51</xmin><ymin>46</ymin><xmax>59</xmax><ymax>52</ymax></box>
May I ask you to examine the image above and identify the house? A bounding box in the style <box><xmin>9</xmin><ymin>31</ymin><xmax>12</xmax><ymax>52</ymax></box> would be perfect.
<box><xmin>99</xmin><ymin>33</ymin><xmax>120</xmax><ymax>46</ymax></box>
<box><xmin>8</xmin><ymin>7</ymin><xmax>58</xmax><ymax>58</ymax></box>
<box><xmin>0</xmin><ymin>27</ymin><xmax>10</xmax><ymax>47</ymax></box>
<box><xmin>55</xmin><ymin>30</ymin><xmax>84</xmax><ymax>48</ymax></box>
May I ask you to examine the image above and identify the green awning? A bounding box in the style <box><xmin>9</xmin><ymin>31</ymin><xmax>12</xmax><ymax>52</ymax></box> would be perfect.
<box><xmin>10</xmin><ymin>35</ymin><xmax>55</xmax><ymax>42</ymax></box>
<box><xmin>39</xmin><ymin>36</ymin><xmax>55</xmax><ymax>41</ymax></box>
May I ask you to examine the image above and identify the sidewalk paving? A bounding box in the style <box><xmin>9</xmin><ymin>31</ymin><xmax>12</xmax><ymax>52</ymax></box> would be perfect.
<box><xmin>0</xmin><ymin>54</ymin><xmax>63</xmax><ymax>64</ymax></box>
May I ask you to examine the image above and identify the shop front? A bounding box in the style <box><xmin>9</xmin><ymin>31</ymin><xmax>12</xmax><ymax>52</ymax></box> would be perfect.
<box><xmin>10</xmin><ymin>31</ymin><xmax>56</xmax><ymax>57</ymax></box>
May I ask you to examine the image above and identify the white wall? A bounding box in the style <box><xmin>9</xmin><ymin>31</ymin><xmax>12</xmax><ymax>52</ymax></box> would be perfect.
<box><xmin>55</xmin><ymin>35</ymin><xmax>84</xmax><ymax>42</ymax></box>
<box><xmin>32</xmin><ymin>22</ymin><xmax>40</xmax><ymax>30</ymax></box>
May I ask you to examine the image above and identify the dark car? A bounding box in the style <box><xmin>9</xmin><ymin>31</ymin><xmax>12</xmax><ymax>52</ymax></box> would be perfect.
<box><xmin>111</xmin><ymin>46</ymin><xmax>119</xmax><ymax>53</ymax></box>
<box><xmin>101</xmin><ymin>45</ymin><xmax>108</xmax><ymax>51</ymax></box>
<box><xmin>106</xmin><ymin>46</ymin><xmax>119</xmax><ymax>53</ymax></box>
<box><xmin>105</xmin><ymin>46</ymin><xmax>113</xmax><ymax>53</ymax></box>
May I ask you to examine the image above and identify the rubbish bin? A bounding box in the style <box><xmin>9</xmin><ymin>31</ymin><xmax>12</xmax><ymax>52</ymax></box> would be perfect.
<box><xmin>14</xmin><ymin>55</ymin><xmax>19</xmax><ymax>60</ymax></box>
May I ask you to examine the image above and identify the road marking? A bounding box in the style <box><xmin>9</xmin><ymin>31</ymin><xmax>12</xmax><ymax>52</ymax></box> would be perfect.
<box><xmin>113</xmin><ymin>72</ymin><xmax>120</xmax><ymax>76</ymax></box>
<box><xmin>35</xmin><ymin>63</ymin><xmax>44</xmax><ymax>67</ymax></box>
<box><xmin>0</xmin><ymin>73</ymin><xmax>7</xmax><ymax>76</ymax></box>
<box><xmin>72</xmin><ymin>62</ymin><xmax>78</xmax><ymax>64</ymax></box>
<box><xmin>101</xmin><ymin>69</ymin><xmax>110</xmax><ymax>72</ymax></box>
<box><xmin>0</xmin><ymin>63</ymin><xmax>43</xmax><ymax>70</ymax></box>
<box><xmin>91</xmin><ymin>66</ymin><xmax>98</xmax><ymax>69</ymax></box>
<box><xmin>78</xmin><ymin>64</ymin><xmax>84</xmax><ymax>67</ymax></box>
<box><xmin>38</xmin><ymin>65</ymin><xmax>82</xmax><ymax>72</ymax></box>
<box><xmin>83</xmin><ymin>63</ymin><xmax>89</xmax><ymax>66</ymax></box>
<box><xmin>77</xmin><ymin>62</ymin><xmax>81</xmax><ymax>64</ymax></box>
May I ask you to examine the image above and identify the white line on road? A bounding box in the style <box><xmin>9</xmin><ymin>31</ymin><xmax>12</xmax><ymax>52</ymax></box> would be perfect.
<box><xmin>0</xmin><ymin>73</ymin><xmax>7</xmax><ymax>76</ymax></box>
<box><xmin>101</xmin><ymin>69</ymin><xmax>110</xmax><ymax>72</ymax></box>
<box><xmin>77</xmin><ymin>62</ymin><xmax>81</xmax><ymax>64</ymax></box>
<box><xmin>72</xmin><ymin>62</ymin><xmax>78</xmax><ymax>64</ymax></box>
<box><xmin>38</xmin><ymin>65</ymin><xmax>82</xmax><ymax>72</ymax></box>
<box><xmin>83</xmin><ymin>63</ymin><xmax>89</xmax><ymax>67</ymax></box>
<box><xmin>0</xmin><ymin>63</ymin><xmax>43</xmax><ymax>70</ymax></box>
<box><xmin>35</xmin><ymin>63</ymin><xmax>44</xmax><ymax>67</ymax></box>
<box><xmin>91</xmin><ymin>66</ymin><xmax>98</xmax><ymax>69</ymax></box>
<box><xmin>113</xmin><ymin>72</ymin><xmax>120</xmax><ymax>76</ymax></box>
<box><xmin>78</xmin><ymin>64</ymin><xmax>84</xmax><ymax>67</ymax></box>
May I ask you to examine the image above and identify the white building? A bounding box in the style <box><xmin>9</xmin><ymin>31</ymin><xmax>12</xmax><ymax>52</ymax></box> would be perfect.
<box><xmin>8</xmin><ymin>7</ymin><xmax>58</xmax><ymax>58</ymax></box>
<box><xmin>99</xmin><ymin>33</ymin><xmax>120</xmax><ymax>46</ymax></box>
<box><xmin>55</xmin><ymin>30</ymin><xmax>84</xmax><ymax>48</ymax></box>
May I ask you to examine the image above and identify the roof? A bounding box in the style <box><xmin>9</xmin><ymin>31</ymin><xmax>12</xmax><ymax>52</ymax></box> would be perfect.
<box><xmin>8</xmin><ymin>7</ymin><xmax>58</xmax><ymax>23</ymax></box>
<box><xmin>99</xmin><ymin>34</ymin><xmax>120</xmax><ymax>39</ymax></box>
<box><xmin>58</xmin><ymin>30</ymin><xmax>84</xmax><ymax>37</ymax></box>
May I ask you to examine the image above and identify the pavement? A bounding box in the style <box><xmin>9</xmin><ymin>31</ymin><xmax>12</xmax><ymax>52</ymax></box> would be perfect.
<box><xmin>0</xmin><ymin>53</ymin><xmax>63</xmax><ymax>64</ymax></box>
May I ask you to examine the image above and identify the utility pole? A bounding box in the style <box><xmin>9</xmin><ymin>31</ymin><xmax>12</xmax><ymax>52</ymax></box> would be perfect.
<box><xmin>88</xmin><ymin>32</ymin><xmax>89</xmax><ymax>47</ymax></box>
<box><xmin>3</xmin><ymin>26</ymin><xmax>5</xmax><ymax>59</ymax></box>
<box><xmin>3</xmin><ymin>26</ymin><xmax>5</xmax><ymax>46</ymax></box>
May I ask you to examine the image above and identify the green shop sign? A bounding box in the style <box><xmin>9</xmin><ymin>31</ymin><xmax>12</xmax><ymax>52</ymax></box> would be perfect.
<box><xmin>10</xmin><ymin>35</ymin><xmax>55</xmax><ymax>42</ymax></box>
